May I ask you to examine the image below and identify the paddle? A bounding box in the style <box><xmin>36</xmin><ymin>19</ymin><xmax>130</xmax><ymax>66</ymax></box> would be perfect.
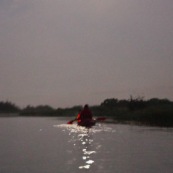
<box><xmin>67</xmin><ymin>119</ymin><xmax>77</xmax><ymax>124</ymax></box>
<box><xmin>67</xmin><ymin>117</ymin><xmax>106</xmax><ymax>124</ymax></box>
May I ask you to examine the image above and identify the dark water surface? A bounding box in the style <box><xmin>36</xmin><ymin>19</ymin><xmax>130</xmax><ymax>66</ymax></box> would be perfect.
<box><xmin>0</xmin><ymin>116</ymin><xmax>173</xmax><ymax>173</ymax></box>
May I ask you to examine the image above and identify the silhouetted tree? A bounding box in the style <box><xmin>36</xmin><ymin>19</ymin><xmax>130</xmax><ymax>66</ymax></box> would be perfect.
<box><xmin>0</xmin><ymin>101</ymin><xmax>20</xmax><ymax>113</ymax></box>
<box><xmin>101</xmin><ymin>98</ymin><xmax>118</xmax><ymax>108</ymax></box>
<box><xmin>128</xmin><ymin>95</ymin><xmax>146</xmax><ymax>111</ymax></box>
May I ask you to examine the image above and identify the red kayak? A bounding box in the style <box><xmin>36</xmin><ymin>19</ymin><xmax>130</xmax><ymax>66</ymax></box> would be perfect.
<box><xmin>67</xmin><ymin>117</ymin><xmax>106</xmax><ymax>127</ymax></box>
<box><xmin>77</xmin><ymin>119</ymin><xmax>96</xmax><ymax>128</ymax></box>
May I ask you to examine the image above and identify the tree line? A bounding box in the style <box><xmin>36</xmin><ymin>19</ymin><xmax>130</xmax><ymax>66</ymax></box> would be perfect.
<box><xmin>0</xmin><ymin>101</ymin><xmax>20</xmax><ymax>113</ymax></box>
<box><xmin>0</xmin><ymin>97</ymin><xmax>173</xmax><ymax>126</ymax></box>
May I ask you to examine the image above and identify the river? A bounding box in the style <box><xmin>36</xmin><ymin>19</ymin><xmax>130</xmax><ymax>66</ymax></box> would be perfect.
<box><xmin>0</xmin><ymin>116</ymin><xmax>173</xmax><ymax>173</ymax></box>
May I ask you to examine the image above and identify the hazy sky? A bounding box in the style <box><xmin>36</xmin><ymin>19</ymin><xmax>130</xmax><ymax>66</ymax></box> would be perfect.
<box><xmin>0</xmin><ymin>0</ymin><xmax>173</xmax><ymax>108</ymax></box>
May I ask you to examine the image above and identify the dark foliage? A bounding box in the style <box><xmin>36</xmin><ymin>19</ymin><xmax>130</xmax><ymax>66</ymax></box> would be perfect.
<box><xmin>1</xmin><ymin>97</ymin><xmax>173</xmax><ymax>127</ymax></box>
<box><xmin>0</xmin><ymin>101</ymin><xmax>20</xmax><ymax>113</ymax></box>
<box><xmin>54</xmin><ymin>106</ymin><xmax>82</xmax><ymax>117</ymax></box>
<box><xmin>128</xmin><ymin>95</ymin><xmax>147</xmax><ymax>111</ymax></box>
<box><xmin>20</xmin><ymin>105</ymin><xmax>82</xmax><ymax>117</ymax></box>
<box><xmin>21</xmin><ymin>105</ymin><xmax>55</xmax><ymax>115</ymax></box>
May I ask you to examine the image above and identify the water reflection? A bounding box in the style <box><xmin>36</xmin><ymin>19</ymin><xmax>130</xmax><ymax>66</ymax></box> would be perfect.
<box><xmin>69</xmin><ymin>125</ymin><xmax>96</xmax><ymax>169</ymax></box>
<box><xmin>78</xmin><ymin>132</ymin><xmax>96</xmax><ymax>169</ymax></box>
<box><xmin>55</xmin><ymin>123</ymin><xmax>115</xmax><ymax>171</ymax></box>
<box><xmin>55</xmin><ymin>125</ymin><xmax>96</xmax><ymax>170</ymax></box>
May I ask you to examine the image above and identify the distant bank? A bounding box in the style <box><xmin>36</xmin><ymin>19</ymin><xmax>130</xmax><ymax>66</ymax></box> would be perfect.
<box><xmin>1</xmin><ymin>97</ymin><xmax>173</xmax><ymax>127</ymax></box>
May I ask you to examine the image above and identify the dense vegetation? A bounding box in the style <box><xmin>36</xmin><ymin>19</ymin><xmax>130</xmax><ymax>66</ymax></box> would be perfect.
<box><xmin>0</xmin><ymin>97</ymin><xmax>173</xmax><ymax>127</ymax></box>
<box><xmin>0</xmin><ymin>101</ymin><xmax>20</xmax><ymax>113</ymax></box>
<box><xmin>92</xmin><ymin>97</ymin><xmax>173</xmax><ymax>127</ymax></box>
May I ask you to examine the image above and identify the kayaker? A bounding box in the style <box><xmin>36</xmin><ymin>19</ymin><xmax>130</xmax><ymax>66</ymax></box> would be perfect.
<box><xmin>77</xmin><ymin>104</ymin><xmax>93</xmax><ymax>124</ymax></box>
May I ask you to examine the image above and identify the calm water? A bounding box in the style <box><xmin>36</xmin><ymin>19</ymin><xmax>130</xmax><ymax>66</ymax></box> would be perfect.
<box><xmin>0</xmin><ymin>116</ymin><xmax>173</xmax><ymax>173</ymax></box>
